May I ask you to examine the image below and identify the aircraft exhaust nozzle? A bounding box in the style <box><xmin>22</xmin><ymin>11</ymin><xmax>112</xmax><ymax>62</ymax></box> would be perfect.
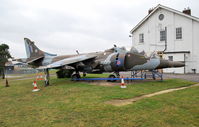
<box><xmin>157</xmin><ymin>60</ymin><xmax>185</xmax><ymax>69</ymax></box>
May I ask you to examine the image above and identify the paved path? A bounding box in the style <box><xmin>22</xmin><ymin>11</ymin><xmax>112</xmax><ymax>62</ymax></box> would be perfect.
<box><xmin>105</xmin><ymin>83</ymin><xmax>199</xmax><ymax>106</ymax></box>
<box><xmin>163</xmin><ymin>73</ymin><xmax>199</xmax><ymax>82</ymax></box>
<box><xmin>121</xmin><ymin>72</ymin><xmax>199</xmax><ymax>82</ymax></box>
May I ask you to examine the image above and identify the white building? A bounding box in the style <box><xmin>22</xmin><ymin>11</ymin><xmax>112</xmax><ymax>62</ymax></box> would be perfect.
<box><xmin>130</xmin><ymin>4</ymin><xmax>199</xmax><ymax>74</ymax></box>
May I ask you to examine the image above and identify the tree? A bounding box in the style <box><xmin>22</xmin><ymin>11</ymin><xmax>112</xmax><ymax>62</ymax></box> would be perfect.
<box><xmin>0</xmin><ymin>44</ymin><xmax>11</xmax><ymax>79</ymax></box>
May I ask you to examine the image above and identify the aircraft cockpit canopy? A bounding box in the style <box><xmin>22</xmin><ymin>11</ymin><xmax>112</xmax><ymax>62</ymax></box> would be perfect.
<box><xmin>105</xmin><ymin>46</ymin><xmax>127</xmax><ymax>54</ymax></box>
<box><xmin>150</xmin><ymin>52</ymin><xmax>160</xmax><ymax>59</ymax></box>
<box><xmin>129</xmin><ymin>47</ymin><xmax>139</xmax><ymax>54</ymax></box>
<box><xmin>113</xmin><ymin>46</ymin><xmax>127</xmax><ymax>53</ymax></box>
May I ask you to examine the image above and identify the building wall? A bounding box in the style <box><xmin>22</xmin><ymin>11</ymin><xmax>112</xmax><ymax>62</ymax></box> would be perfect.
<box><xmin>163</xmin><ymin>53</ymin><xmax>185</xmax><ymax>73</ymax></box>
<box><xmin>192</xmin><ymin>20</ymin><xmax>199</xmax><ymax>73</ymax></box>
<box><xmin>132</xmin><ymin>8</ymin><xmax>199</xmax><ymax>73</ymax></box>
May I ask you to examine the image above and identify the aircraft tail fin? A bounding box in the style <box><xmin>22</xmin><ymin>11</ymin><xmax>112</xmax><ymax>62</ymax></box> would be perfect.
<box><xmin>24</xmin><ymin>38</ymin><xmax>45</xmax><ymax>58</ymax></box>
<box><xmin>24</xmin><ymin>38</ymin><xmax>57</xmax><ymax>59</ymax></box>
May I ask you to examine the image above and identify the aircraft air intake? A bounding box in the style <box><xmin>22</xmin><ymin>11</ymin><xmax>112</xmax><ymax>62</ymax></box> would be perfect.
<box><xmin>110</xmin><ymin>53</ymin><xmax>126</xmax><ymax>71</ymax></box>
<box><xmin>107</xmin><ymin>52</ymin><xmax>148</xmax><ymax>72</ymax></box>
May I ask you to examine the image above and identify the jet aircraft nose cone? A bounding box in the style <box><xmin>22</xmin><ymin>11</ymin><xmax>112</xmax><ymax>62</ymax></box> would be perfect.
<box><xmin>157</xmin><ymin>60</ymin><xmax>185</xmax><ymax>69</ymax></box>
<box><xmin>168</xmin><ymin>61</ymin><xmax>185</xmax><ymax>67</ymax></box>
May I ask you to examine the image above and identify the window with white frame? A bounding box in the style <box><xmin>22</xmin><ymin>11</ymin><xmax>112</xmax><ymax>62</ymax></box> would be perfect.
<box><xmin>160</xmin><ymin>30</ymin><xmax>166</xmax><ymax>41</ymax></box>
<box><xmin>139</xmin><ymin>33</ymin><xmax>144</xmax><ymax>43</ymax></box>
<box><xmin>176</xmin><ymin>27</ymin><xmax>182</xmax><ymax>39</ymax></box>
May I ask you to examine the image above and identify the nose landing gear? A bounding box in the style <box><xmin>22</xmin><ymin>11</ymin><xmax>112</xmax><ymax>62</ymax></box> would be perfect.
<box><xmin>107</xmin><ymin>72</ymin><xmax>120</xmax><ymax>82</ymax></box>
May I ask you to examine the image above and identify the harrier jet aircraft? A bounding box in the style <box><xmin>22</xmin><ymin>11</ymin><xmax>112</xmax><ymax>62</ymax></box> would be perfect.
<box><xmin>23</xmin><ymin>38</ymin><xmax>184</xmax><ymax>86</ymax></box>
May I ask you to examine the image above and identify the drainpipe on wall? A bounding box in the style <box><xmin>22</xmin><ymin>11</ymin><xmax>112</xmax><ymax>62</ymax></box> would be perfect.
<box><xmin>184</xmin><ymin>53</ymin><xmax>186</xmax><ymax>74</ymax></box>
<box><xmin>159</xmin><ymin>27</ymin><xmax>167</xmax><ymax>74</ymax></box>
<box><xmin>163</xmin><ymin>27</ymin><xmax>167</xmax><ymax>52</ymax></box>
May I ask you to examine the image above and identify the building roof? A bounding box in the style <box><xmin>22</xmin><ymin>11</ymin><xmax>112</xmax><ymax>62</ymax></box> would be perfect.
<box><xmin>130</xmin><ymin>4</ymin><xmax>199</xmax><ymax>33</ymax></box>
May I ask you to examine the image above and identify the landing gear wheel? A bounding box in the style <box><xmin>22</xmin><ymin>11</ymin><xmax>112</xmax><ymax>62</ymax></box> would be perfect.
<box><xmin>83</xmin><ymin>73</ymin><xmax>86</xmax><ymax>77</ymax></box>
<box><xmin>107</xmin><ymin>74</ymin><xmax>116</xmax><ymax>82</ymax></box>
<box><xmin>71</xmin><ymin>74</ymin><xmax>81</xmax><ymax>81</ymax></box>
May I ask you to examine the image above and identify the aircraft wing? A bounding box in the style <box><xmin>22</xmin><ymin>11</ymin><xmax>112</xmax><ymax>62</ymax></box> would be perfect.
<box><xmin>27</xmin><ymin>56</ymin><xmax>44</xmax><ymax>64</ymax></box>
<box><xmin>38</xmin><ymin>55</ymin><xmax>97</xmax><ymax>69</ymax></box>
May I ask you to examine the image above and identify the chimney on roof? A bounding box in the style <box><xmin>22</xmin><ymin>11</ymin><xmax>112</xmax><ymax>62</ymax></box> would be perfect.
<box><xmin>183</xmin><ymin>7</ymin><xmax>191</xmax><ymax>15</ymax></box>
<box><xmin>148</xmin><ymin>8</ymin><xmax>154</xmax><ymax>14</ymax></box>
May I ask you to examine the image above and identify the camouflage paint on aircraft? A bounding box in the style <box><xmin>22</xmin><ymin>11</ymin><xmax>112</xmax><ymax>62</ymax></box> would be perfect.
<box><xmin>22</xmin><ymin>38</ymin><xmax>185</xmax><ymax>79</ymax></box>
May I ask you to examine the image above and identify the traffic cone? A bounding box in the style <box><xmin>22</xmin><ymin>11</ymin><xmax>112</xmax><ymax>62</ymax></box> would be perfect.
<box><xmin>39</xmin><ymin>73</ymin><xmax>44</xmax><ymax>80</ymax></box>
<box><xmin>39</xmin><ymin>74</ymin><xmax>44</xmax><ymax>80</ymax></box>
<box><xmin>120</xmin><ymin>76</ymin><xmax>126</xmax><ymax>88</ymax></box>
<box><xmin>32</xmin><ymin>80</ymin><xmax>40</xmax><ymax>92</ymax></box>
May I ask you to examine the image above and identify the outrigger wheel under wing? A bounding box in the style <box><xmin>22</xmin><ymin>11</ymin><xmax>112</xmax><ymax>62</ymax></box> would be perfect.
<box><xmin>44</xmin><ymin>69</ymin><xmax>50</xmax><ymax>87</ymax></box>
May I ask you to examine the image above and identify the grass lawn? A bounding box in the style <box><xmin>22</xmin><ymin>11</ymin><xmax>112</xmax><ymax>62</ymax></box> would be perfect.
<box><xmin>0</xmin><ymin>75</ymin><xmax>198</xmax><ymax>127</ymax></box>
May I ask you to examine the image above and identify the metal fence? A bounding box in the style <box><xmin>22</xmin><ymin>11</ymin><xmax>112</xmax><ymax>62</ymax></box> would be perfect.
<box><xmin>5</xmin><ymin>68</ymin><xmax>39</xmax><ymax>75</ymax></box>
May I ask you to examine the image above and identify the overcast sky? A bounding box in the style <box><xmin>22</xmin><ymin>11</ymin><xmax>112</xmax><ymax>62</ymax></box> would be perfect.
<box><xmin>1</xmin><ymin>0</ymin><xmax>198</xmax><ymax>58</ymax></box>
